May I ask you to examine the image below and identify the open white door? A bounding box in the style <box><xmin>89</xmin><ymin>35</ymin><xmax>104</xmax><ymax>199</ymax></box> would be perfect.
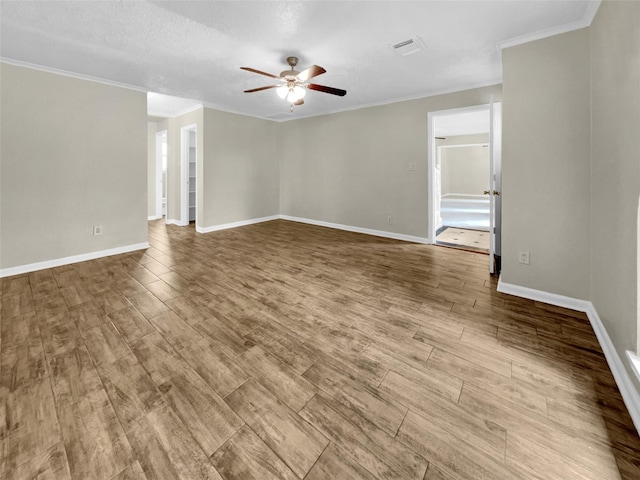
<box><xmin>489</xmin><ymin>101</ymin><xmax>502</xmax><ymax>274</ymax></box>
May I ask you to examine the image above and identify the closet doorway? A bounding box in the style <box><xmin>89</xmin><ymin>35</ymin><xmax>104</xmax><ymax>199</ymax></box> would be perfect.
<box><xmin>181</xmin><ymin>124</ymin><xmax>197</xmax><ymax>225</ymax></box>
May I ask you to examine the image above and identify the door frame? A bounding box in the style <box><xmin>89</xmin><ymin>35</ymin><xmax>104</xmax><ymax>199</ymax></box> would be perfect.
<box><xmin>155</xmin><ymin>130</ymin><xmax>167</xmax><ymax>220</ymax></box>
<box><xmin>488</xmin><ymin>100</ymin><xmax>502</xmax><ymax>274</ymax></box>
<box><xmin>427</xmin><ymin>104</ymin><xmax>492</xmax><ymax>243</ymax></box>
<box><xmin>180</xmin><ymin>124</ymin><xmax>197</xmax><ymax>226</ymax></box>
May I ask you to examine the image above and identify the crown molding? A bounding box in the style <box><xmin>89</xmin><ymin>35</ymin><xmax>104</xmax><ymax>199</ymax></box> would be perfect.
<box><xmin>1</xmin><ymin>57</ymin><xmax>500</xmax><ymax>124</ymax></box>
<box><xmin>253</xmin><ymin>79</ymin><xmax>503</xmax><ymax>123</ymax></box>
<box><xmin>148</xmin><ymin>103</ymin><xmax>204</xmax><ymax>119</ymax></box>
<box><xmin>497</xmin><ymin>0</ymin><xmax>601</xmax><ymax>50</ymax></box>
<box><xmin>0</xmin><ymin>57</ymin><xmax>148</xmax><ymax>92</ymax></box>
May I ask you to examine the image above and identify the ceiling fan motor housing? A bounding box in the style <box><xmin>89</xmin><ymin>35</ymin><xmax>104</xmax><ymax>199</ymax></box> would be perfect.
<box><xmin>281</xmin><ymin>56</ymin><xmax>300</xmax><ymax>79</ymax></box>
<box><xmin>279</xmin><ymin>70</ymin><xmax>299</xmax><ymax>80</ymax></box>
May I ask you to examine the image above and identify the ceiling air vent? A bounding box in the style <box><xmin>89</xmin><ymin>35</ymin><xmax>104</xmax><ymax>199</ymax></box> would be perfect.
<box><xmin>391</xmin><ymin>37</ymin><xmax>425</xmax><ymax>56</ymax></box>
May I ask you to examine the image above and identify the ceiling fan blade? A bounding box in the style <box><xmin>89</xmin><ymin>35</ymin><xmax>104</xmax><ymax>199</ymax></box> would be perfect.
<box><xmin>296</xmin><ymin>65</ymin><xmax>326</xmax><ymax>82</ymax></box>
<box><xmin>240</xmin><ymin>67</ymin><xmax>279</xmax><ymax>79</ymax></box>
<box><xmin>244</xmin><ymin>85</ymin><xmax>279</xmax><ymax>93</ymax></box>
<box><xmin>294</xmin><ymin>99</ymin><xmax>304</xmax><ymax>106</ymax></box>
<box><xmin>307</xmin><ymin>83</ymin><xmax>347</xmax><ymax>97</ymax></box>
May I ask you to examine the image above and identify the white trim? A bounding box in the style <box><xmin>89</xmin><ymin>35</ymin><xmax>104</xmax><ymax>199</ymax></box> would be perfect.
<box><xmin>428</xmin><ymin>104</ymin><xmax>492</xmax><ymax>246</ymax></box>
<box><xmin>627</xmin><ymin>351</ymin><xmax>640</xmax><ymax>384</ymax></box>
<box><xmin>1</xmin><ymin>57</ymin><xmax>147</xmax><ymax>92</ymax></box>
<box><xmin>196</xmin><ymin>215</ymin><xmax>280</xmax><ymax>233</ymax></box>
<box><xmin>583</xmin><ymin>0</ymin><xmax>603</xmax><ymax>26</ymax></box>
<box><xmin>148</xmin><ymin>103</ymin><xmax>203</xmax><ymax>119</ymax></box>
<box><xmin>586</xmin><ymin>304</ymin><xmax>640</xmax><ymax>435</ymax></box>
<box><xmin>1</xmin><ymin>59</ymin><xmax>499</xmax><ymax>124</ymax></box>
<box><xmin>497</xmin><ymin>0</ymin><xmax>601</xmax><ymax>50</ymax></box>
<box><xmin>497</xmin><ymin>278</ymin><xmax>590</xmax><ymax>311</ymax></box>
<box><xmin>195</xmin><ymin>214</ymin><xmax>430</xmax><ymax>244</ymax></box>
<box><xmin>165</xmin><ymin>218</ymin><xmax>182</xmax><ymax>226</ymax></box>
<box><xmin>427</xmin><ymin>111</ymin><xmax>437</xmax><ymax>245</ymax></box>
<box><xmin>147</xmin><ymin>215</ymin><xmax>162</xmax><ymax>221</ymax></box>
<box><xmin>198</xmin><ymin>80</ymin><xmax>502</xmax><ymax>124</ymax></box>
<box><xmin>439</xmin><ymin>143</ymin><xmax>490</xmax><ymax>149</ymax></box>
<box><xmin>264</xmin><ymin>80</ymin><xmax>503</xmax><ymax>123</ymax></box>
<box><xmin>155</xmin><ymin>130</ymin><xmax>166</xmax><ymax>219</ymax></box>
<box><xmin>279</xmin><ymin>215</ymin><xmax>430</xmax><ymax>244</ymax></box>
<box><xmin>0</xmin><ymin>242</ymin><xmax>149</xmax><ymax>278</ymax></box>
<box><xmin>194</xmin><ymin>214</ymin><xmax>430</xmax><ymax>243</ymax></box>
<box><xmin>497</xmin><ymin>278</ymin><xmax>640</xmax><ymax>434</ymax></box>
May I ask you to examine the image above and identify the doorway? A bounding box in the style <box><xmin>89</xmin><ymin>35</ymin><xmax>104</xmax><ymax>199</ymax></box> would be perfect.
<box><xmin>428</xmin><ymin>102</ymin><xmax>502</xmax><ymax>273</ymax></box>
<box><xmin>155</xmin><ymin>130</ymin><xmax>168</xmax><ymax>220</ymax></box>
<box><xmin>181</xmin><ymin>124</ymin><xmax>197</xmax><ymax>226</ymax></box>
<box><xmin>437</xmin><ymin>142</ymin><xmax>490</xmax><ymax>252</ymax></box>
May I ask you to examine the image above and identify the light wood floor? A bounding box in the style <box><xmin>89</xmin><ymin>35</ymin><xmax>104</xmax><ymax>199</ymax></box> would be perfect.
<box><xmin>2</xmin><ymin>219</ymin><xmax>639</xmax><ymax>480</ymax></box>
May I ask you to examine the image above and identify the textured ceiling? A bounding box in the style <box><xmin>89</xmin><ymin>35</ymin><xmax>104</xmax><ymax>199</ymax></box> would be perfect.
<box><xmin>1</xmin><ymin>1</ymin><xmax>599</xmax><ymax>120</ymax></box>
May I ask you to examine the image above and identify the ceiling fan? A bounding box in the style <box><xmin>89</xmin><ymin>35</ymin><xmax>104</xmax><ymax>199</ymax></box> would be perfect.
<box><xmin>241</xmin><ymin>56</ymin><xmax>346</xmax><ymax>109</ymax></box>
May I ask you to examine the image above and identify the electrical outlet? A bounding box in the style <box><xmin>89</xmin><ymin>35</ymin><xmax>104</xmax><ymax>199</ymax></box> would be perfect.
<box><xmin>93</xmin><ymin>225</ymin><xmax>103</xmax><ymax>236</ymax></box>
<box><xmin>387</xmin><ymin>215</ymin><xmax>393</xmax><ymax>225</ymax></box>
<box><xmin>408</xmin><ymin>162</ymin><xmax>417</xmax><ymax>171</ymax></box>
<box><xmin>303</xmin><ymin>203</ymin><xmax>308</xmax><ymax>213</ymax></box>
<box><xmin>518</xmin><ymin>250</ymin><xmax>530</xmax><ymax>265</ymax></box>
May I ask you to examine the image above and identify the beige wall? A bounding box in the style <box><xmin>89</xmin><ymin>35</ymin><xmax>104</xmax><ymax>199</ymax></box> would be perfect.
<box><xmin>441</xmin><ymin>142</ymin><xmax>490</xmax><ymax>196</ymax></box>
<box><xmin>589</xmin><ymin>0</ymin><xmax>640</xmax><ymax>389</ymax></box>
<box><xmin>146</xmin><ymin>107</ymin><xmax>279</xmax><ymax>229</ymax></box>
<box><xmin>202</xmin><ymin>108</ymin><xmax>280</xmax><ymax>227</ymax></box>
<box><xmin>502</xmin><ymin>0</ymin><xmax>640</xmax><ymax>403</ymax></box>
<box><xmin>501</xmin><ymin>28</ymin><xmax>591</xmax><ymax>299</ymax></box>
<box><xmin>0</xmin><ymin>63</ymin><xmax>148</xmax><ymax>270</ymax></box>
<box><xmin>279</xmin><ymin>85</ymin><xmax>501</xmax><ymax>238</ymax></box>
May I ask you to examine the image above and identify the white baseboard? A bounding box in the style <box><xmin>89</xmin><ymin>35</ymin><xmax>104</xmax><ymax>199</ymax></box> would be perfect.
<box><xmin>165</xmin><ymin>218</ymin><xmax>184</xmax><ymax>226</ymax></box>
<box><xmin>147</xmin><ymin>215</ymin><xmax>162</xmax><ymax>221</ymax></box>
<box><xmin>196</xmin><ymin>215</ymin><xmax>280</xmax><ymax>234</ymax></box>
<box><xmin>586</xmin><ymin>304</ymin><xmax>640</xmax><ymax>434</ymax></box>
<box><xmin>498</xmin><ymin>278</ymin><xmax>640</xmax><ymax>434</ymax></box>
<box><xmin>190</xmin><ymin>214</ymin><xmax>431</xmax><ymax>244</ymax></box>
<box><xmin>496</xmin><ymin>278</ymin><xmax>591</xmax><ymax>311</ymax></box>
<box><xmin>627</xmin><ymin>351</ymin><xmax>640</xmax><ymax>384</ymax></box>
<box><xmin>0</xmin><ymin>242</ymin><xmax>150</xmax><ymax>278</ymax></box>
<box><xmin>279</xmin><ymin>215</ymin><xmax>431</xmax><ymax>244</ymax></box>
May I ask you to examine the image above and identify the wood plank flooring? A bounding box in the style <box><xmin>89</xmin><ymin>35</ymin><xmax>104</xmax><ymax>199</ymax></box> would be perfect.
<box><xmin>1</xmin><ymin>219</ymin><xmax>639</xmax><ymax>479</ymax></box>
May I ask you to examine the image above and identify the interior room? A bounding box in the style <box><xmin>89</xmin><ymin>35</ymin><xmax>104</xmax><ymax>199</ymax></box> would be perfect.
<box><xmin>1</xmin><ymin>1</ymin><xmax>639</xmax><ymax>479</ymax></box>
<box><xmin>432</xmin><ymin>109</ymin><xmax>492</xmax><ymax>253</ymax></box>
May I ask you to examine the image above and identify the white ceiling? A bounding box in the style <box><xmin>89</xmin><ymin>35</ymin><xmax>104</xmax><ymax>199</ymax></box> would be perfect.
<box><xmin>1</xmin><ymin>1</ymin><xmax>599</xmax><ymax>121</ymax></box>
<box><xmin>147</xmin><ymin>92</ymin><xmax>202</xmax><ymax>118</ymax></box>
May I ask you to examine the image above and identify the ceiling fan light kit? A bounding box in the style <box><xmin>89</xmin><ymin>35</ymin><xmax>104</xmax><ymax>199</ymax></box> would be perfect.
<box><xmin>241</xmin><ymin>56</ymin><xmax>346</xmax><ymax>111</ymax></box>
